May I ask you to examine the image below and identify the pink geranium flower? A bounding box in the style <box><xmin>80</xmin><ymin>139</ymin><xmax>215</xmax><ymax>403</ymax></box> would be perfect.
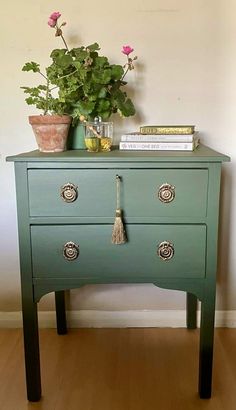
<box><xmin>122</xmin><ymin>45</ymin><xmax>134</xmax><ymax>55</ymax></box>
<box><xmin>48</xmin><ymin>18</ymin><xmax>57</xmax><ymax>27</ymax></box>
<box><xmin>49</xmin><ymin>12</ymin><xmax>61</xmax><ymax>21</ymax></box>
<box><xmin>47</xmin><ymin>12</ymin><xmax>68</xmax><ymax>49</ymax></box>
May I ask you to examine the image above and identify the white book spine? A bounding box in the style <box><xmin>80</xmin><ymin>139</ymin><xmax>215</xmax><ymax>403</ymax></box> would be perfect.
<box><xmin>119</xmin><ymin>141</ymin><xmax>198</xmax><ymax>151</ymax></box>
<box><xmin>121</xmin><ymin>134</ymin><xmax>195</xmax><ymax>142</ymax></box>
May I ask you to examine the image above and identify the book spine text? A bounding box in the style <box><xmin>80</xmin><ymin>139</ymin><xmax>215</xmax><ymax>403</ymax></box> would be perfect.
<box><xmin>121</xmin><ymin>134</ymin><xmax>195</xmax><ymax>142</ymax></box>
<box><xmin>119</xmin><ymin>141</ymin><xmax>198</xmax><ymax>151</ymax></box>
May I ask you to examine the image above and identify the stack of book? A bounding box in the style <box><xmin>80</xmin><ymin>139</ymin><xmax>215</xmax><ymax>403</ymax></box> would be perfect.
<box><xmin>119</xmin><ymin>125</ymin><xmax>199</xmax><ymax>151</ymax></box>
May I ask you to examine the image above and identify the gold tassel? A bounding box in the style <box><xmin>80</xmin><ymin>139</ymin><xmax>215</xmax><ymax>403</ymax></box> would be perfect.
<box><xmin>111</xmin><ymin>175</ymin><xmax>127</xmax><ymax>244</ymax></box>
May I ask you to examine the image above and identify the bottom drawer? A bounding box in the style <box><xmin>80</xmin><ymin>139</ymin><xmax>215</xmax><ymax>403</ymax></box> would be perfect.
<box><xmin>31</xmin><ymin>224</ymin><xmax>206</xmax><ymax>279</ymax></box>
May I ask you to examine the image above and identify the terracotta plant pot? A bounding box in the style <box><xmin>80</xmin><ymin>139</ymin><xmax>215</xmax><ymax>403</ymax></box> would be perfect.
<box><xmin>29</xmin><ymin>115</ymin><xmax>72</xmax><ymax>152</ymax></box>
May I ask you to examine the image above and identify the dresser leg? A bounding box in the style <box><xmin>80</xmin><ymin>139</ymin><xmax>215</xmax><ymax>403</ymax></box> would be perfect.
<box><xmin>186</xmin><ymin>292</ymin><xmax>197</xmax><ymax>329</ymax></box>
<box><xmin>55</xmin><ymin>291</ymin><xmax>67</xmax><ymax>335</ymax></box>
<box><xmin>198</xmin><ymin>293</ymin><xmax>215</xmax><ymax>398</ymax></box>
<box><xmin>22</xmin><ymin>299</ymin><xmax>41</xmax><ymax>401</ymax></box>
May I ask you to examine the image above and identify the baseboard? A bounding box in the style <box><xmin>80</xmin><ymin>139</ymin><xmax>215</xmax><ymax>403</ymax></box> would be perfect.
<box><xmin>1</xmin><ymin>309</ymin><xmax>236</xmax><ymax>328</ymax></box>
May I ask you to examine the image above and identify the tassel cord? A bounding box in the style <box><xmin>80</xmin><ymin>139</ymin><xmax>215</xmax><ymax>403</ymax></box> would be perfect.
<box><xmin>111</xmin><ymin>174</ymin><xmax>127</xmax><ymax>244</ymax></box>
<box><xmin>116</xmin><ymin>175</ymin><xmax>121</xmax><ymax>210</ymax></box>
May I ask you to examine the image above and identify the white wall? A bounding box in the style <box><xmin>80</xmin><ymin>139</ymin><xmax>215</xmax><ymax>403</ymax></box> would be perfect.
<box><xmin>0</xmin><ymin>0</ymin><xmax>235</xmax><ymax>313</ymax></box>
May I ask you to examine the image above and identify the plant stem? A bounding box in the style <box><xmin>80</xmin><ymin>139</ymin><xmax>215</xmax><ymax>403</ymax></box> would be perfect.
<box><xmin>39</xmin><ymin>71</ymin><xmax>48</xmax><ymax>81</ymax></box>
<box><xmin>56</xmin><ymin>23</ymin><xmax>70</xmax><ymax>52</ymax></box>
<box><xmin>43</xmin><ymin>70</ymin><xmax>79</xmax><ymax>104</ymax></box>
<box><xmin>61</xmin><ymin>33</ymin><xmax>69</xmax><ymax>52</ymax></box>
<box><xmin>56</xmin><ymin>69</ymin><xmax>78</xmax><ymax>81</ymax></box>
<box><xmin>44</xmin><ymin>78</ymin><xmax>50</xmax><ymax>115</ymax></box>
<box><xmin>121</xmin><ymin>66</ymin><xmax>130</xmax><ymax>81</ymax></box>
<box><xmin>49</xmin><ymin>85</ymin><xmax>59</xmax><ymax>92</ymax></box>
<box><xmin>121</xmin><ymin>55</ymin><xmax>131</xmax><ymax>81</ymax></box>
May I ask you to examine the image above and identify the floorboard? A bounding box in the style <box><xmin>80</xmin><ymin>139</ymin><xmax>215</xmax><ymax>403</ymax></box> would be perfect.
<box><xmin>0</xmin><ymin>328</ymin><xmax>236</xmax><ymax>410</ymax></box>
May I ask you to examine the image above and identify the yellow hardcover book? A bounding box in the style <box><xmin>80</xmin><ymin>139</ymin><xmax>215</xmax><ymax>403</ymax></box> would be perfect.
<box><xmin>140</xmin><ymin>125</ymin><xmax>195</xmax><ymax>135</ymax></box>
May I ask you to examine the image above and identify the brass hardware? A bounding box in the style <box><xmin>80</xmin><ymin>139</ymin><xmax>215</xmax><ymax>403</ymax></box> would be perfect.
<box><xmin>63</xmin><ymin>241</ymin><xmax>79</xmax><ymax>261</ymax></box>
<box><xmin>60</xmin><ymin>183</ymin><xmax>78</xmax><ymax>203</ymax></box>
<box><xmin>158</xmin><ymin>183</ymin><xmax>175</xmax><ymax>203</ymax></box>
<box><xmin>158</xmin><ymin>241</ymin><xmax>174</xmax><ymax>261</ymax></box>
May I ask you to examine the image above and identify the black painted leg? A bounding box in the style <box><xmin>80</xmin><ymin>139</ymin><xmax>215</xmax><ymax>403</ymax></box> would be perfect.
<box><xmin>198</xmin><ymin>291</ymin><xmax>216</xmax><ymax>399</ymax></box>
<box><xmin>186</xmin><ymin>292</ymin><xmax>197</xmax><ymax>329</ymax></box>
<box><xmin>55</xmin><ymin>291</ymin><xmax>67</xmax><ymax>335</ymax></box>
<box><xmin>22</xmin><ymin>298</ymin><xmax>41</xmax><ymax>401</ymax></box>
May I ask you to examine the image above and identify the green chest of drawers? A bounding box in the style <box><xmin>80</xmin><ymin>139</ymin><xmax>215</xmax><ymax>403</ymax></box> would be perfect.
<box><xmin>7</xmin><ymin>145</ymin><xmax>230</xmax><ymax>401</ymax></box>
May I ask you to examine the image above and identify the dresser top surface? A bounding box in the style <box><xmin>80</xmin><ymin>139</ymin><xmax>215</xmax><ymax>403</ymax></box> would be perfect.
<box><xmin>6</xmin><ymin>144</ymin><xmax>230</xmax><ymax>163</ymax></box>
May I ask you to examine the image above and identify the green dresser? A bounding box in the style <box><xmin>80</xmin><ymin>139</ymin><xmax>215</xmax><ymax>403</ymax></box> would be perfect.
<box><xmin>7</xmin><ymin>145</ymin><xmax>230</xmax><ymax>401</ymax></box>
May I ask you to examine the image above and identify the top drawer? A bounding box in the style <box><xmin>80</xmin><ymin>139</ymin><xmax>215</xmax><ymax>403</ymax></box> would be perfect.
<box><xmin>28</xmin><ymin>168</ymin><xmax>208</xmax><ymax>217</ymax></box>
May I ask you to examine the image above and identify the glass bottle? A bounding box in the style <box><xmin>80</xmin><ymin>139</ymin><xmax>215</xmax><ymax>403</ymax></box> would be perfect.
<box><xmin>84</xmin><ymin>118</ymin><xmax>113</xmax><ymax>152</ymax></box>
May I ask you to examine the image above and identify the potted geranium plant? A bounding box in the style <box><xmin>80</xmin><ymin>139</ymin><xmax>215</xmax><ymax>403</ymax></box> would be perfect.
<box><xmin>22</xmin><ymin>11</ymin><xmax>137</xmax><ymax>152</ymax></box>
<box><xmin>21</xmin><ymin>60</ymin><xmax>73</xmax><ymax>152</ymax></box>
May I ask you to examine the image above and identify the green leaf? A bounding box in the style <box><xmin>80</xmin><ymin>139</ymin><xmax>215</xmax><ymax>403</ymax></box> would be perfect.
<box><xmin>56</xmin><ymin>54</ymin><xmax>73</xmax><ymax>68</ymax></box>
<box><xmin>86</xmin><ymin>42</ymin><xmax>100</xmax><ymax>52</ymax></box>
<box><xmin>73</xmin><ymin>61</ymin><xmax>82</xmax><ymax>69</ymax></box>
<box><xmin>95</xmin><ymin>56</ymin><xmax>108</xmax><ymax>68</ymax></box>
<box><xmin>22</xmin><ymin>62</ymin><xmax>40</xmax><ymax>72</ymax></box>
<box><xmin>89</xmin><ymin>51</ymin><xmax>99</xmax><ymax>61</ymax></box>
<box><xmin>71</xmin><ymin>48</ymin><xmax>88</xmax><ymax>61</ymax></box>
<box><xmin>25</xmin><ymin>97</ymin><xmax>35</xmax><ymax>105</ymax></box>
<box><xmin>21</xmin><ymin>86</ymin><xmax>41</xmax><ymax>97</ymax></box>
<box><xmin>50</xmin><ymin>49</ymin><xmax>67</xmax><ymax>59</ymax></box>
<box><xmin>111</xmin><ymin>65</ymin><xmax>124</xmax><ymax>80</ymax></box>
<box><xmin>74</xmin><ymin>100</ymin><xmax>95</xmax><ymax>115</ymax></box>
<box><xmin>111</xmin><ymin>88</ymin><xmax>126</xmax><ymax>104</ymax></box>
<box><xmin>37</xmin><ymin>85</ymin><xmax>48</xmax><ymax>91</ymax></box>
<box><xmin>46</xmin><ymin>64</ymin><xmax>64</xmax><ymax>82</ymax></box>
<box><xmin>98</xmin><ymin>87</ymin><xmax>107</xmax><ymax>98</ymax></box>
<box><xmin>97</xmin><ymin>100</ymin><xmax>110</xmax><ymax>111</ymax></box>
<box><xmin>88</xmin><ymin>94</ymin><xmax>98</xmax><ymax>102</ymax></box>
<box><xmin>92</xmin><ymin>69</ymin><xmax>111</xmax><ymax>84</ymax></box>
<box><xmin>99</xmin><ymin>111</ymin><xmax>110</xmax><ymax>120</ymax></box>
<box><xmin>21</xmin><ymin>86</ymin><xmax>30</xmax><ymax>92</ymax></box>
<box><xmin>117</xmin><ymin>97</ymin><xmax>136</xmax><ymax>117</ymax></box>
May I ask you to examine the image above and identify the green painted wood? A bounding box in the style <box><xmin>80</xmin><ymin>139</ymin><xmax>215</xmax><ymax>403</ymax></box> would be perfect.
<box><xmin>25</xmin><ymin>161</ymin><xmax>229</xmax><ymax>170</ymax></box>
<box><xmin>7</xmin><ymin>146</ymin><xmax>230</xmax><ymax>400</ymax></box>
<box><xmin>186</xmin><ymin>293</ymin><xmax>198</xmax><ymax>329</ymax></box>
<box><xmin>28</xmin><ymin>168</ymin><xmax>208</xmax><ymax>218</ymax></box>
<box><xmin>6</xmin><ymin>144</ymin><xmax>230</xmax><ymax>163</ymax></box>
<box><xmin>198</xmin><ymin>284</ymin><xmax>216</xmax><ymax>398</ymax></box>
<box><xmin>33</xmin><ymin>278</ymin><xmax>206</xmax><ymax>303</ymax></box>
<box><xmin>31</xmin><ymin>224</ymin><xmax>206</xmax><ymax>279</ymax></box>
<box><xmin>14</xmin><ymin>163</ymin><xmax>41</xmax><ymax>401</ymax></box>
<box><xmin>197</xmin><ymin>162</ymin><xmax>222</xmax><ymax>398</ymax></box>
<box><xmin>55</xmin><ymin>291</ymin><xmax>67</xmax><ymax>335</ymax></box>
<box><xmin>29</xmin><ymin>216</ymin><xmax>209</xmax><ymax>224</ymax></box>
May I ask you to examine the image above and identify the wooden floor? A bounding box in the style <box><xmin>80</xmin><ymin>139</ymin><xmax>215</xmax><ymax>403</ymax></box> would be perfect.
<box><xmin>1</xmin><ymin>328</ymin><xmax>236</xmax><ymax>410</ymax></box>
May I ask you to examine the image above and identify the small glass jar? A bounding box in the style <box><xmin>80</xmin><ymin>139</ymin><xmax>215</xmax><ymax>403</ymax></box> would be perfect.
<box><xmin>84</xmin><ymin>120</ymin><xmax>113</xmax><ymax>152</ymax></box>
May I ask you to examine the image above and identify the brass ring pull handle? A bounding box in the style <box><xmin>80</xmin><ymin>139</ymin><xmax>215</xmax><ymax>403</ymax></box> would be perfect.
<box><xmin>63</xmin><ymin>241</ymin><xmax>79</xmax><ymax>261</ymax></box>
<box><xmin>60</xmin><ymin>183</ymin><xmax>78</xmax><ymax>203</ymax></box>
<box><xmin>158</xmin><ymin>183</ymin><xmax>175</xmax><ymax>203</ymax></box>
<box><xmin>158</xmin><ymin>241</ymin><xmax>174</xmax><ymax>261</ymax></box>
